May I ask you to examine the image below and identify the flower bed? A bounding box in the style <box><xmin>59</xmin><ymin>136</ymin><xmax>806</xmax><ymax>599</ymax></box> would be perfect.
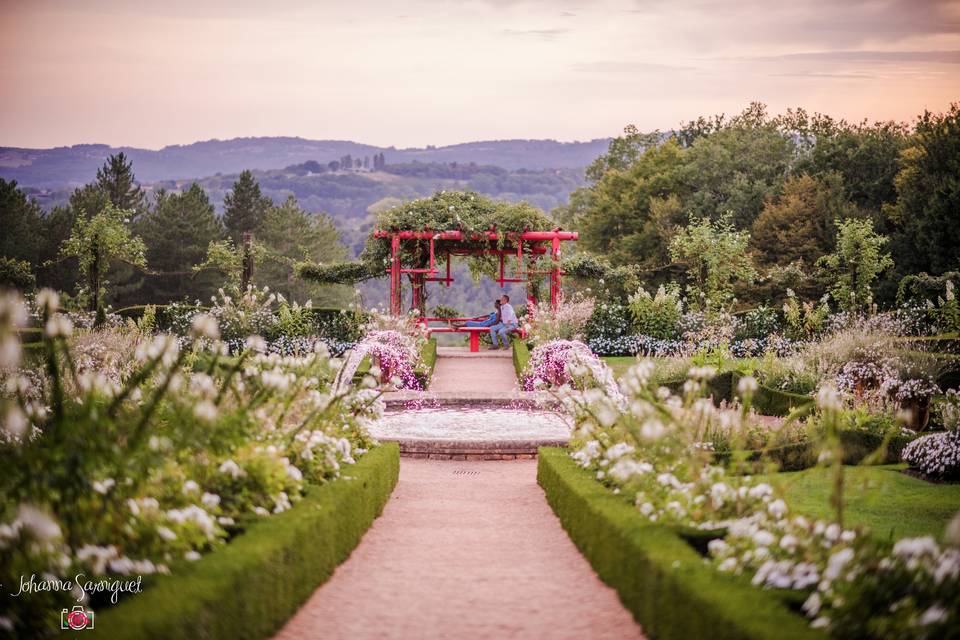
<box><xmin>0</xmin><ymin>290</ymin><xmax>386</xmax><ymax>637</ymax></box>
<box><xmin>554</xmin><ymin>358</ymin><xmax>958</xmax><ymax>638</ymax></box>
<box><xmin>91</xmin><ymin>443</ymin><xmax>399</xmax><ymax>640</ymax></box>
<box><xmin>537</xmin><ymin>448</ymin><xmax>820</xmax><ymax>640</ymax></box>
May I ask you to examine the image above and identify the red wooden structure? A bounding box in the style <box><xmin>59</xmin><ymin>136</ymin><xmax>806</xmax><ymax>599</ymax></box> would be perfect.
<box><xmin>373</xmin><ymin>228</ymin><xmax>578</xmax><ymax>317</ymax></box>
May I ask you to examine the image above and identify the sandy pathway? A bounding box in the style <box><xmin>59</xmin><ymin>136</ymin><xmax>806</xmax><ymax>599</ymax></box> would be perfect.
<box><xmin>429</xmin><ymin>348</ymin><xmax>518</xmax><ymax>393</ymax></box>
<box><xmin>273</xmin><ymin>459</ymin><xmax>644</xmax><ymax>640</ymax></box>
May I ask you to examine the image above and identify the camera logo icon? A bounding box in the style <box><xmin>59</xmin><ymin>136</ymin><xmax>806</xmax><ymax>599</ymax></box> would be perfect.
<box><xmin>61</xmin><ymin>605</ymin><xmax>95</xmax><ymax>630</ymax></box>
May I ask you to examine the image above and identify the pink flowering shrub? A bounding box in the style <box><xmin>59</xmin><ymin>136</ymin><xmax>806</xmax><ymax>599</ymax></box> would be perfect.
<box><xmin>522</xmin><ymin>339</ymin><xmax>619</xmax><ymax>400</ymax></box>
<box><xmin>341</xmin><ymin>329</ymin><xmax>424</xmax><ymax>391</ymax></box>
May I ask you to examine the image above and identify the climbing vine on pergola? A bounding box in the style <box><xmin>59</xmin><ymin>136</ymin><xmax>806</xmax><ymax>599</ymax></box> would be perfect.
<box><xmin>297</xmin><ymin>191</ymin><xmax>578</xmax><ymax>316</ymax></box>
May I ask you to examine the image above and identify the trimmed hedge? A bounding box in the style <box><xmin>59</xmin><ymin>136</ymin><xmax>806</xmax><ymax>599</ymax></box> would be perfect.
<box><xmin>664</xmin><ymin>371</ymin><xmax>813</xmax><ymax>417</ymax></box>
<box><xmin>417</xmin><ymin>338</ymin><xmax>438</xmax><ymax>389</ymax></box>
<box><xmin>537</xmin><ymin>448</ymin><xmax>822</xmax><ymax>640</ymax></box>
<box><xmin>92</xmin><ymin>443</ymin><xmax>400</xmax><ymax>640</ymax></box>
<box><xmin>512</xmin><ymin>340</ymin><xmax>531</xmax><ymax>383</ymax></box>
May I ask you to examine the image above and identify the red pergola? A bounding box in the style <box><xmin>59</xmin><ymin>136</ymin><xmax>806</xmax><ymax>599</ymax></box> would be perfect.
<box><xmin>373</xmin><ymin>228</ymin><xmax>578</xmax><ymax>316</ymax></box>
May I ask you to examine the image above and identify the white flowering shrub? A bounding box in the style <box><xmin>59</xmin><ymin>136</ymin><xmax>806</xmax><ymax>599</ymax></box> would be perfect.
<box><xmin>560</xmin><ymin>357</ymin><xmax>958</xmax><ymax>638</ymax></box>
<box><xmin>526</xmin><ymin>293</ymin><xmax>595</xmax><ymax>345</ymax></box>
<box><xmin>902</xmin><ymin>431</ymin><xmax>960</xmax><ymax>480</ymax></box>
<box><xmin>0</xmin><ymin>290</ymin><xmax>383</xmax><ymax>636</ymax></box>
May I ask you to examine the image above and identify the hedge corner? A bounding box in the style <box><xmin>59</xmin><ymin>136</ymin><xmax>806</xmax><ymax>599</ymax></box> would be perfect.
<box><xmin>536</xmin><ymin>447</ymin><xmax>822</xmax><ymax>640</ymax></box>
<box><xmin>93</xmin><ymin>443</ymin><xmax>400</xmax><ymax>640</ymax></box>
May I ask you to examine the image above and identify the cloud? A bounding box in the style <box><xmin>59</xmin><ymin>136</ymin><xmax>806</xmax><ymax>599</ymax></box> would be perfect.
<box><xmin>571</xmin><ymin>61</ymin><xmax>697</xmax><ymax>73</ymax></box>
<box><xmin>501</xmin><ymin>28</ymin><xmax>570</xmax><ymax>41</ymax></box>
<box><xmin>771</xmin><ymin>72</ymin><xmax>877</xmax><ymax>80</ymax></box>
<box><xmin>750</xmin><ymin>50</ymin><xmax>960</xmax><ymax>64</ymax></box>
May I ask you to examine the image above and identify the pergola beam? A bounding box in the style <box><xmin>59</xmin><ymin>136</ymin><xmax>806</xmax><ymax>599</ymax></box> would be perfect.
<box><xmin>379</xmin><ymin>227</ymin><xmax>577</xmax><ymax>316</ymax></box>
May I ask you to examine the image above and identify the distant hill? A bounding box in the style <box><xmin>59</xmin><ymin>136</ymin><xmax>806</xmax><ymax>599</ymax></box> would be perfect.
<box><xmin>0</xmin><ymin>136</ymin><xmax>610</xmax><ymax>187</ymax></box>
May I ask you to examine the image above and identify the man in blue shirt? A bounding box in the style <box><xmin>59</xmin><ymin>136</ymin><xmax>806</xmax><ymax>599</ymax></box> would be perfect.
<box><xmin>489</xmin><ymin>294</ymin><xmax>518</xmax><ymax>350</ymax></box>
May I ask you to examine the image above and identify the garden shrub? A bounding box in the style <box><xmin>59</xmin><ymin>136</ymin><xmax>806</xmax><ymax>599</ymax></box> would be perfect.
<box><xmin>627</xmin><ymin>284</ymin><xmax>682</xmax><ymax>339</ymax></box>
<box><xmin>93</xmin><ymin>444</ymin><xmax>400</xmax><ymax>640</ymax></box>
<box><xmin>584</xmin><ymin>300</ymin><xmax>632</xmax><ymax>348</ymax></box>
<box><xmin>0</xmin><ymin>256</ymin><xmax>35</xmax><ymax>291</ymax></box>
<box><xmin>512</xmin><ymin>340</ymin><xmax>530</xmax><ymax>383</ymax></box>
<box><xmin>537</xmin><ymin>449</ymin><xmax>820</xmax><ymax>640</ymax></box>
<box><xmin>734</xmin><ymin>305</ymin><xmax>781</xmax><ymax>341</ymax></box>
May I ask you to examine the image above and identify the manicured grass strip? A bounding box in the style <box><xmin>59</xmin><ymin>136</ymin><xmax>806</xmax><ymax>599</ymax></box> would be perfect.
<box><xmin>512</xmin><ymin>340</ymin><xmax>530</xmax><ymax>383</ymax></box>
<box><xmin>537</xmin><ymin>448</ymin><xmax>821</xmax><ymax>640</ymax></box>
<box><xmin>93</xmin><ymin>443</ymin><xmax>400</xmax><ymax>640</ymax></box>
<box><xmin>760</xmin><ymin>464</ymin><xmax>960</xmax><ymax>542</ymax></box>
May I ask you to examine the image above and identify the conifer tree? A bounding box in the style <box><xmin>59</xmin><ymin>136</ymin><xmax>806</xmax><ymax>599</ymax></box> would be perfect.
<box><xmin>96</xmin><ymin>152</ymin><xmax>145</xmax><ymax>213</ymax></box>
<box><xmin>138</xmin><ymin>183</ymin><xmax>225</xmax><ymax>302</ymax></box>
<box><xmin>223</xmin><ymin>170</ymin><xmax>272</xmax><ymax>242</ymax></box>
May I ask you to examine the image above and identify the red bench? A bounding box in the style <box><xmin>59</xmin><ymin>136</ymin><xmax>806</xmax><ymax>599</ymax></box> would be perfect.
<box><xmin>420</xmin><ymin>318</ymin><xmax>525</xmax><ymax>352</ymax></box>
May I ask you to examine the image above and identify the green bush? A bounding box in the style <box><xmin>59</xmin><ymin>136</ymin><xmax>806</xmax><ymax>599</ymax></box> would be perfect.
<box><xmin>734</xmin><ymin>306</ymin><xmax>781</xmax><ymax>341</ymax></box>
<box><xmin>0</xmin><ymin>256</ymin><xmax>35</xmax><ymax>291</ymax></box>
<box><xmin>93</xmin><ymin>443</ymin><xmax>399</xmax><ymax>640</ymax></box>
<box><xmin>628</xmin><ymin>284</ymin><xmax>682</xmax><ymax>339</ymax></box>
<box><xmin>537</xmin><ymin>448</ymin><xmax>821</xmax><ymax>640</ymax></box>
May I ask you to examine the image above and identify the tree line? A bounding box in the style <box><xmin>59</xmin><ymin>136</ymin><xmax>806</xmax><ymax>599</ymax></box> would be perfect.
<box><xmin>557</xmin><ymin>102</ymin><xmax>960</xmax><ymax>309</ymax></box>
<box><xmin>0</xmin><ymin>154</ymin><xmax>351</xmax><ymax>312</ymax></box>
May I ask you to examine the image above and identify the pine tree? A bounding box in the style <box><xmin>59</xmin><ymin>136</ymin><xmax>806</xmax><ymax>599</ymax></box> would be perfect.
<box><xmin>0</xmin><ymin>179</ymin><xmax>44</xmax><ymax>267</ymax></box>
<box><xmin>257</xmin><ymin>196</ymin><xmax>350</xmax><ymax>305</ymax></box>
<box><xmin>137</xmin><ymin>183</ymin><xmax>225</xmax><ymax>302</ymax></box>
<box><xmin>96</xmin><ymin>152</ymin><xmax>145</xmax><ymax>213</ymax></box>
<box><xmin>223</xmin><ymin>170</ymin><xmax>272</xmax><ymax>242</ymax></box>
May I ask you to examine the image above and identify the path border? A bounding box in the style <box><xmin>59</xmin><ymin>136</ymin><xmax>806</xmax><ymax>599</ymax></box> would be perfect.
<box><xmin>537</xmin><ymin>447</ymin><xmax>822</xmax><ymax>640</ymax></box>
<box><xmin>92</xmin><ymin>444</ymin><xmax>400</xmax><ymax>640</ymax></box>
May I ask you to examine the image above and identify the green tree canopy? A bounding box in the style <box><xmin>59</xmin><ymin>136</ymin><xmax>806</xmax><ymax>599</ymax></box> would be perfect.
<box><xmin>817</xmin><ymin>218</ymin><xmax>893</xmax><ymax>311</ymax></box>
<box><xmin>0</xmin><ymin>178</ymin><xmax>43</xmax><ymax>268</ymax></box>
<box><xmin>96</xmin><ymin>152</ymin><xmax>146</xmax><ymax>213</ymax></box>
<box><xmin>669</xmin><ymin>215</ymin><xmax>757</xmax><ymax>313</ymax></box>
<box><xmin>750</xmin><ymin>172</ymin><xmax>861</xmax><ymax>268</ymax></box>
<box><xmin>884</xmin><ymin>103</ymin><xmax>960</xmax><ymax>277</ymax></box>
<box><xmin>223</xmin><ymin>170</ymin><xmax>272</xmax><ymax>242</ymax></box>
<box><xmin>137</xmin><ymin>183</ymin><xmax>225</xmax><ymax>302</ymax></box>
<box><xmin>257</xmin><ymin>195</ymin><xmax>351</xmax><ymax>305</ymax></box>
<box><xmin>59</xmin><ymin>203</ymin><xmax>147</xmax><ymax>311</ymax></box>
<box><xmin>680</xmin><ymin>104</ymin><xmax>796</xmax><ymax>229</ymax></box>
<box><xmin>558</xmin><ymin>139</ymin><xmax>685</xmax><ymax>268</ymax></box>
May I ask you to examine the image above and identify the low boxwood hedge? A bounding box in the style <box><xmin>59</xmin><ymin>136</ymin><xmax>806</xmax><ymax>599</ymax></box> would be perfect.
<box><xmin>537</xmin><ymin>448</ymin><xmax>822</xmax><ymax>640</ymax></box>
<box><xmin>92</xmin><ymin>443</ymin><xmax>400</xmax><ymax>640</ymax></box>
<box><xmin>416</xmin><ymin>338</ymin><xmax>438</xmax><ymax>389</ymax></box>
<box><xmin>664</xmin><ymin>371</ymin><xmax>813</xmax><ymax>417</ymax></box>
<box><xmin>512</xmin><ymin>340</ymin><xmax>531</xmax><ymax>383</ymax></box>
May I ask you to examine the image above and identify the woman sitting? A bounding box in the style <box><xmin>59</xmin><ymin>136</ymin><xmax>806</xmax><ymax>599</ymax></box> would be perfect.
<box><xmin>460</xmin><ymin>300</ymin><xmax>501</xmax><ymax>327</ymax></box>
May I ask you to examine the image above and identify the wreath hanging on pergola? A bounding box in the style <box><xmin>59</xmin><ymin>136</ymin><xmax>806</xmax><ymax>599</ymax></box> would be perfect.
<box><xmin>297</xmin><ymin>191</ymin><xmax>579</xmax><ymax>316</ymax></box>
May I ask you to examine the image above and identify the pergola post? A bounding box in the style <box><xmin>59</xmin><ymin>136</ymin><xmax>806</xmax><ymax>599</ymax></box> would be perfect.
<box><xmin>550</xmin><ymin>236</ymin><xmax>561</xmax><ymax>309</ymax></box>
<box><xmin>390</xmin><ymin>234</ymin><xmax>401</xmax><ymax>315</ymax></box>
<box><xmin>376</xmin><ymin>228</ymin><xmax>576</xmax><ymax>316</ymax></box>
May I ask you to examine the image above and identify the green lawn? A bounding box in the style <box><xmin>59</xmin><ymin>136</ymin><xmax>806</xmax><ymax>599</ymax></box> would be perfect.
<box><xmin>761</xmin><ymin>464</ymin><xmax>960</xmax><ymax>542</ymax></box>
<box><xmin>602</xmin><ymin>356</ymin><xmax>637</xmax><ymax>379</ymax></box>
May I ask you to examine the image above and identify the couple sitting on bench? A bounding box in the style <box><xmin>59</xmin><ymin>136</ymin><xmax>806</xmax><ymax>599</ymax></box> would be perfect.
<box><xmin>459</xmin><ymin>294</ymin><xmax>518</xmax><ymax>350</ymax></box>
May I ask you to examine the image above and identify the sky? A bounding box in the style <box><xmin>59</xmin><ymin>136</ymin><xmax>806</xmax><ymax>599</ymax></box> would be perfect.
<box><xmin>1</xmin><ymin>0</ymin><xmax>958</xmax><ymax>149</ymax></box>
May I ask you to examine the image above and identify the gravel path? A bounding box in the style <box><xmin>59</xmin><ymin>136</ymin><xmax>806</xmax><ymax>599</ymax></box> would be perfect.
<box><xmin>273</xmin><ymin>459</ymin><xmax>645</xmax><ymax>640</ymax></box>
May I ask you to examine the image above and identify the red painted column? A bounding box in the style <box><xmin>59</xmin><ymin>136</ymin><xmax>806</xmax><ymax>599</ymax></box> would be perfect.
<box><xmin>550</xmin><ymin>236</ymin><xmax>561</xmax><ymax>309</ymax></box>
<box><xmin>390</xmin><ymin>234</ymin><xmax>401</xmax><ymax>315</ymax></box>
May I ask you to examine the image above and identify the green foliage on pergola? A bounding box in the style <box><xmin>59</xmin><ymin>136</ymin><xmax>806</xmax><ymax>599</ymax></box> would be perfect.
<box><xmin>298</xmin><ymin>191</ymin><xmax>555</xmax><ymax>285</ymax></box>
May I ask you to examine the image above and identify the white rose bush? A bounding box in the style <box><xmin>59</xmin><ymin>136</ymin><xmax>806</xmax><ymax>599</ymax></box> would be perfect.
<box><xmin>0</xmin><ymin>290</ymin><xmax>383</xmax><ymax>637</ymax></box>
<box><xmin>559</xmin><ymin>353</ymin><xmax>960</xmax><ymax>639</ymax></box>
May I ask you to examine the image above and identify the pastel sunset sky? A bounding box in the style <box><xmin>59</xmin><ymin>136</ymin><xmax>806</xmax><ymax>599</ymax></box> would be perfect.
<box><xmin>2</xmin><ymin>0</ymin><xmax>958</xmax><ymax>149</ymax></box>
